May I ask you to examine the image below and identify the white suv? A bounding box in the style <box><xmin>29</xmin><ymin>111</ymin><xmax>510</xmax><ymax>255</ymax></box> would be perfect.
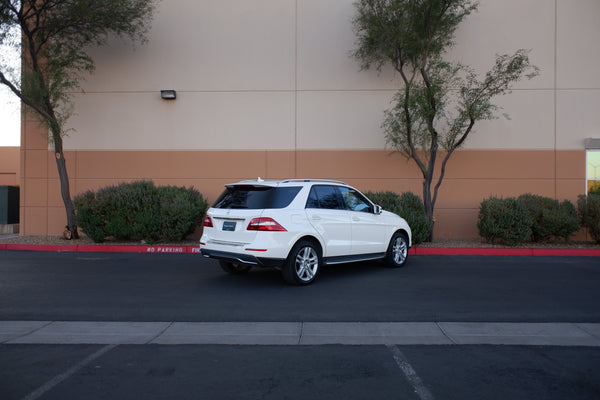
<box><xmin>200</xmin><ymin>179</ymin><xmax>412</xmax><ymax>285</ymax></box>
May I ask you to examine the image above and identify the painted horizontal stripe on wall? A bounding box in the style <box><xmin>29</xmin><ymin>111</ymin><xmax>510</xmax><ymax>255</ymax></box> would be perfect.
<box><xmin>18</xmin><ymin>149</ymin><xmax>585</xmax><ymax>238</ymax></box>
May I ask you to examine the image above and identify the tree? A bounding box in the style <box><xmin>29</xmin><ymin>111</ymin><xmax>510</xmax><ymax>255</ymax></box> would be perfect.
<box><xmin>352</xmin><ymin>0</ymin><xmax>539</xmax><ymax>240</ymax></box>
<box><xmin>0</xmin><ymin>0</ymin><xmax>156</xmax><ymax>238</ymax></box>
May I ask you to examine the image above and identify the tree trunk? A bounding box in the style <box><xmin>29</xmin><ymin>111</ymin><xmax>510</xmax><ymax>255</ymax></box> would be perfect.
<box><xmin>423</xmin><ymin>177</ymin><xmax>435</xmax><ymax>242</ymax></box>
<box><xmin>52</xmin><ymin>133</ymin><xmax>79</xmax><ymax>239</ymax></box>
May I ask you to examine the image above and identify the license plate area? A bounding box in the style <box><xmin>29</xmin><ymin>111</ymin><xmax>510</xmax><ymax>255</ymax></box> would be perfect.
<box><xmin>222</xmin><ymin>221</ymin><xmax>237</xmax><ymax>231</ymax></box>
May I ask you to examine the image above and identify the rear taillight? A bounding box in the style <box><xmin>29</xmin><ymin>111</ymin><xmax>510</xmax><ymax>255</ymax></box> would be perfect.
<box><xmin>247</xmin><ymin>218</ymin><xmax>286</xmax><ymax>231</ymax></box>
<box><xmin>204</xmin><ymin>215</ymin><xmax>214</xmax><ymax>227</ymax></box>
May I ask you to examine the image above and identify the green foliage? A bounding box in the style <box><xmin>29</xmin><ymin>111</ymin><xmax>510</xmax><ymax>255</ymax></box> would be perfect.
<box><xmin>4</xmin><ymin>1</ymin><xmax>153</xmax><ymax>107</ymax></box>
<box><xmin>517</xmin><ymin>194</ymin><xmax>579</xmax><ymax>243</ymax></box>
<box><xmin>479</xmin><ymin>195</ymin><xmax>580</xmax><ymax>245</ymax></box>
<box><xmin>158</xmin><ymin>185</ymin><xmax>208</xmax><ymax>241</ymax></box>
<box><xmin>364</xmin><ymin>191</ymin><xmax>402</xmax><ymax>214</ymax></box>
<box><xmin>397</xmin><ymin>192</ymin><xmax>434</xmax><ymax>245</ymax></box>
<box><xmin>352</xmin><ymin>0</ymin><xmax>478</xmax><ymax>73</ymax></box>
<box><xmin>365</xmin><ymin>190</ymin><xmax>432</xmax><ymax>245</ymax></box>
<box><xmin>352</xmin><ymin>0</ymin><xmax>539</xmax><ymax>159</ymax></box>
<box><xmin>1</xmin><ymin>0</ymin><xmax>156</xmax><ymax>135</ymax></box>
<box><xmin>548</xmin><ymin>200</ymin><xmax>580</xmax><ymax>243</ymax></box>
<box><xmin>72</xmin><ymin>190</ymin><xmax>106</xmax><ymax>242</ymax></box>
<box><xmin>477</xmin><ymin>197</ymin><xmax>532</xmax><ymax>246</ymax></box>
<box><xmin>1</xmin><ymin>0</ymin><xmax>157</xmax><ymax>237</ymax></box>
<box><xmin>73</xmin><ymin>181</ymin><xmax>208</xmax><ymax>243</ymax></box>
<box><xmin>577</xmin><ymin>194</ymin><xmax>600</xmax><ymax>244</ymax></box>
<box><xmin>517</xmin><ymin>194</ymin><xmax>556</xmax><ymax>241</ymax></box>
<box><xmin>352</xmin><ymin>0</ymin><xmax>538</xmax><ymax>240</ymax></box>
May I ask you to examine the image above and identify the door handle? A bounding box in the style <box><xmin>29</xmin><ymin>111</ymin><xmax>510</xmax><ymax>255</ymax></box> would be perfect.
<box><xmin>312</xmin><ymin>215</ymin><xmax>321</xmax><ymax>220</ymax></box>
<box><xmin>352</xmin><ymin>216</ymin><xmax>360</xmax><ymax>221</ymax></box>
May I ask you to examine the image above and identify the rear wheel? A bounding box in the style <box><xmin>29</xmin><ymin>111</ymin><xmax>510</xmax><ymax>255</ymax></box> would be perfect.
<box><xmin>384</xmin><ymin>232</ymin><xmax>408</xmax><ymax>268</ymax></box>
<box><xmin>219</xmin><ymin>260</ymin><xmax>252</xmax><ymax>274</ymax></box>
<box><xmin>282</xmin><ymin>240</ymin><xmax>321</xmax><ymax>285</ymax></box>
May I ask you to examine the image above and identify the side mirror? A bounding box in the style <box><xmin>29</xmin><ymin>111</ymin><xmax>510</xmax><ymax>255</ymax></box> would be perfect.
<box><xmin>373</xmin><ymin>205</ymin><xmax>382</xmax><ymax>215</ymax></box>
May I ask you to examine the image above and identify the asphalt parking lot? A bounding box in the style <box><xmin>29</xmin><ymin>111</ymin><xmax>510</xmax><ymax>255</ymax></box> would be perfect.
<box><xmin>1</xmin><ymin>251</ymin><xmax>599</xmax><ymax>399</ymax></box>
<box><xmin>1</xmin><ymin>344</ymin><xmax>599</xmax><ymax>400</ymax></box>
<box><xmin>1</xmin><ymin>252</ymin><xmax>599</xmax><ymax>322</ymax></box>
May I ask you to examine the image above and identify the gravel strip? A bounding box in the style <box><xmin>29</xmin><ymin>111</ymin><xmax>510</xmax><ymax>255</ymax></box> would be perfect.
<box><xmin>0</xmin><ymin>235</ymin><xmax>597</xmax><ymax>249</ymax></box>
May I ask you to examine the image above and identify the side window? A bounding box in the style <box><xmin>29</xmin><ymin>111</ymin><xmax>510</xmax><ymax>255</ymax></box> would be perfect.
<box><xmin>338</xmin><ymin>186</ymin><xmax>372</xmax><ymax>213</ymax></box>
<box><xmin>306</xmin><ymin>186</ymin><xmax>343</xmax><ymax>210</ymax></box>
<box><xmin>306</xmin><ymin>188</ymin><xmax>319</xmax><ymax>208</ymax></box>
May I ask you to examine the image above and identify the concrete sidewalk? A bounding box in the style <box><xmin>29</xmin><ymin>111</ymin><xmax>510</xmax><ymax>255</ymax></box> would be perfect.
<box><xmin>2</xmin><ymin>321</ymin><xmax>599</xmax><ymax>346</ymax></box>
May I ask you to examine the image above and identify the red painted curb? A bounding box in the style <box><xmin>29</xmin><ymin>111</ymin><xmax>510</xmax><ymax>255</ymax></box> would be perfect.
<box><xmin>412</xmin><ymin>247</ymin><xmax>533</xmax><ymax>256</ymax></box>
<box><xmin>1</xmin><ymin>243</ymin><xmax>202</xmax><ymax>254</ymax></box>
<box><xmin>409</xmin><ymin>247</ymin><xmax>600</xmax><ymax>257</ymax></box>
<box><xmin>1</xmin><ymin>243</ymin><xmax>599</xmax><ymax>256</ymax></box>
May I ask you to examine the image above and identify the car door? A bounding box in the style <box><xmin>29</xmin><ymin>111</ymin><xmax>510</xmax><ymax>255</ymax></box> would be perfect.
<box><xmin>305</xmin><ymin>185</ymin><xmax>352</xmax><ymax>257</ymax></box>
<box><xmin>338</xmin><ymin>186</ymin><xmax>388</xmax><ymax>255</ymax></box>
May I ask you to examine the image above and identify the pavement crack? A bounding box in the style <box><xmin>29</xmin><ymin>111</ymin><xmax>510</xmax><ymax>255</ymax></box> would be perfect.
<box><xmin>297</xmin><ymin>322</ymin><xmax>304</xmax><ymax>345</ymax></box>
<box><xmin>436</xmin><ymin>322</ymin><xmax>458</xmax><ymax>344</ymax></box>
<box><xmin>146</xmin><ymin>321</ymin><xmax>174</xmax><ymax>344</ymax></box>
<box><xmin>4</xmin><ymin>321</ymin><xmax>55</xmax><ymax>344</ymax></box>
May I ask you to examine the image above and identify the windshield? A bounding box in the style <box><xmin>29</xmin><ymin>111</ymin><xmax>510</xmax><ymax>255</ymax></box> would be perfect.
<box><xmin>213</xmin><ymin>186</ymin><xmax>301</xmax><ymax>209</ymax></box>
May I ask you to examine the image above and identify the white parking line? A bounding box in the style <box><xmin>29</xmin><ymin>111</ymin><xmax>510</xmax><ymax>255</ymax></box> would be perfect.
<box><xmin>20</xmin><ymin>344</ymin><xmax>117</xmax><ymax>400</ymax></box>
<box><xmin>387</xmin><ymin>345</ymin><xmax>434</xmax><ymax>400</ymax></box>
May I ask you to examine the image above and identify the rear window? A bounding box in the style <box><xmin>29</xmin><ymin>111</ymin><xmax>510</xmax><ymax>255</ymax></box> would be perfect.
<box><xmin>213</xmin><ymin>186</ymin><xmax>302</xmax><ymax>209</ymax></box>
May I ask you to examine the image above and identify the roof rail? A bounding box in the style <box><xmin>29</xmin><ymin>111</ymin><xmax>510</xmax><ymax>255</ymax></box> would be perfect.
<box><xmin>281</xmin><ymin>178</ymin><xmax>347</xmax><ymax>185</ymax></box>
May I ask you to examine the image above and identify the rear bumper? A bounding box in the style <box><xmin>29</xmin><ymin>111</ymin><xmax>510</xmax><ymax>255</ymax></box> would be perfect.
<box><xmin>200</xmin><ymin>248</ymin><xmax>285</xmax><ymax>268</ymax></box>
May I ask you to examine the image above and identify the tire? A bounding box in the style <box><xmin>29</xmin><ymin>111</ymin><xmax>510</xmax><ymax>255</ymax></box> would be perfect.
<box><xmin>282</xmin><ymin>240</ymin><xmax>321</xmax><ymax>285</ymax></box>
<box><xmin>383</xmin><ymin>232</ymin><xmax>409</xmax><ymax>268</ymax></box>
<box><xmin>219</xmin><ymin>260</ymin><xmax>252</xmax><ymax>274</ymax></box>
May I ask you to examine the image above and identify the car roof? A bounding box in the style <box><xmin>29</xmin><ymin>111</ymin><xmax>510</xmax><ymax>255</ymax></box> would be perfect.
<box><xmin>226</xmin><ymin>178</ymin><xmax>348</xmax><ymax>188</ymax></box>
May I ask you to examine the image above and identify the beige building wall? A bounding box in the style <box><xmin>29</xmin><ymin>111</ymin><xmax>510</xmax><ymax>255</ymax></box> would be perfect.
<box><xmin>0</xmin><ymin>147</ymin><xmax>19</xmax><ymax>186</ymax></box>
<box><xmin>20</xmin><ymin>0</ymin><xmax>600</xmax><ymax>238</ymax></box>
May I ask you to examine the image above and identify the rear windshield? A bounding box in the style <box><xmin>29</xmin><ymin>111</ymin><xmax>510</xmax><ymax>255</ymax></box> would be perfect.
<box><xmin>213</xmin><ymin>186</ymin><xmax>302</xmax><ymax>209</ymax></box>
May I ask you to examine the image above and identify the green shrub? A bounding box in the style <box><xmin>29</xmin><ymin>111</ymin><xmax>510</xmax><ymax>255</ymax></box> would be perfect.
<box><xmin>550</xmin><ymin>200</ymin><xmax>579</xmax><ymax>242</ymax></box>
<box><xmin>397</xmin><ymin>192</ymin><xmax>433</xmax><ymax>245</ymax></box>
<box><xmin>74</xmin><ymin>181</ymin><xmax>208</xmax><ymax>243</ymax></box>
<box><xmin>517</xmin><ymin>194</ymin><xmax>555</xmax><ymax>241</ymax></box>
<box><xmin>578</xmin><ymin>194</ymin><xmax>600</xmax><ymax>244</ymax></box>
<box><xmin>365</xmin><ymin>190</ymin><xmax>432</xmax><ymax>245</ymax></box>
<box><xmin>365</xmin><ymin>191</ymin><xmax>402</xmax><ymax>215</ymax></box>
<box><xmin>73</xmin><ymin>190</ymin><xmax>106</xmax><ymax>242</ymax></box>
<box><xmin>517</xmin><ymin>194</ymin><xmax>579</xmax><ymax>242</ymax></box>
<box><xmin>158</xmin><ymin>185</ymin><xmax>208</xmax><ymax>241</ymax></box>
<box><xmin>477</xmin><ymin>196</ymin><xmax>532</xmax><ymax>246</ymax></box>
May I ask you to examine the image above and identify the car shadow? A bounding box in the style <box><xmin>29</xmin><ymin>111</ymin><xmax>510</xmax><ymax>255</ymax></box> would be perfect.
<box><xmin>208</xmin><ymin>260</ymin><xmax>389</xmax><ymax>288</ymax></box>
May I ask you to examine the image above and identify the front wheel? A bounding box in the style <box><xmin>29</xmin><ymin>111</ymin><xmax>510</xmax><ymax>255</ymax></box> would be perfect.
<box><xmin>282</xmin><ymin>240</ymin><xmax>321</xmax><ymax>285</ymax></box>
<box><xmin>383</xmin><ymin>232</ymin><xmax>409</xmax><ymax>268</ymax></box>
<box><xmin>219</xmin><ymin>260</ymin><xmax>252</xmax><ymax>274</ymax></box>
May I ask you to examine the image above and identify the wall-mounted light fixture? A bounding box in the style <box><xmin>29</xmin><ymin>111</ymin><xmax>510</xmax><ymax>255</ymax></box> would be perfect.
<box><xmin>160</xmin><ymin>90</ymin><xmax>177</xmax><ymax>100</ymax></box>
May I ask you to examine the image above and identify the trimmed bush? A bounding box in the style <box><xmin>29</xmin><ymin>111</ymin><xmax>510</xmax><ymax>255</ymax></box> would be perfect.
<box><xmin>74</xmin><ymin>181</ymin><xmax>208</xmax><ymax>243</ymax></box>
<box><xmin>517</xmin><ymin>194</ymin><xmax>579</xmax><ymax>242</ymax></box>
<box><xmin>578</xmin><ymin>194</ymin><xmax>600</xmax><ymax>244</ymax></box>
<box><xmin>158</xmin><ymin>185</ymin><xmax>207</xmax><ymax>241</ymax></box>
<box><xmin>397</xmin><ymin>192</ymin><xmax>433</xmax><ymax>245</ymax></box>
<box><xmin>477</xmin><ymin>196</ymin><xmax>532</xmax><ymax>246</ymax></box>
<box><xmin>73</xmin><ymin>190</ymin><xmax>106</xmax><ymax>242</ymax></box>
<box><xmin>550</xmin><ymin>200</ymin><xmax>580</xmax><ymax>242</ymax></box>
<box><xmin>365</xmin><ymin>191</ymin><xmax>402</xmax><ymax>215</ymax></box>
<box><xmin>517</xmin><ymin>194</ymin><xmax>555</xmax><ymax>242</ymax></box>
<box><xmin>365</xmin><ymin>190</ymin><xmax>432</xmax><ymax>245</ymax></box>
